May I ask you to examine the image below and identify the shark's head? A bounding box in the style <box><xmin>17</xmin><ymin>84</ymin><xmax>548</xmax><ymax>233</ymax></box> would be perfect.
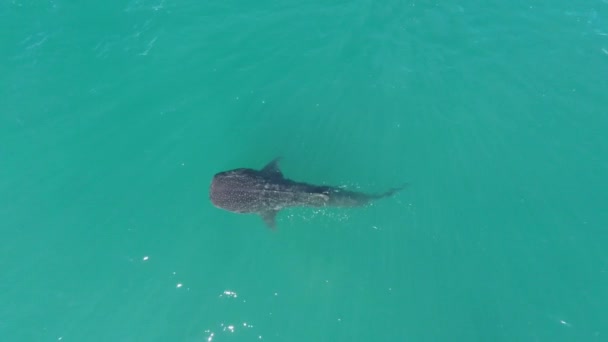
<box><xmin>209</xmin><ymin>168</ymin><xmax>261</xmax><ymax>213</ymax></box>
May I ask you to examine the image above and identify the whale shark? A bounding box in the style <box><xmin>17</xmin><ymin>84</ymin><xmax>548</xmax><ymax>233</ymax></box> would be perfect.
<box><xmin>209</xmin><ymin>158</ymin><xmax>405</xmax><ymax>228</ymax></box>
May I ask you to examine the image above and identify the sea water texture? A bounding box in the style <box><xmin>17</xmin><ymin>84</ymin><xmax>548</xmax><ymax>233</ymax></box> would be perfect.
<box><xmin>1</xmin><ymin>1</ymin><xmax>607</xmax><ymax>341</ymax></box>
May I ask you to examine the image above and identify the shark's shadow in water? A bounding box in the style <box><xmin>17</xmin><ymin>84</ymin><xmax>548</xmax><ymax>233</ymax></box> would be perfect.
<box><xmin>209</xmin><ymin>158</ymin><xmax>405</xmax><ymax>229</ymax></box>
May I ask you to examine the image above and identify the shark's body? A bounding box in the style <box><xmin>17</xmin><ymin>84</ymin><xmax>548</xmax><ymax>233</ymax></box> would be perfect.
<box><xmin>209</xmin><ymin>158</ymin><xmax>404</xmax><ymax>228</ymax></box>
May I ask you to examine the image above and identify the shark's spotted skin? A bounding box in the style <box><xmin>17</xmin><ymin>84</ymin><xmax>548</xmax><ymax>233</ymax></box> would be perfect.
<box><xmin>209</xmin><ymin>158</ymin><xmax>404</xmax><ymax>229</ymax></box>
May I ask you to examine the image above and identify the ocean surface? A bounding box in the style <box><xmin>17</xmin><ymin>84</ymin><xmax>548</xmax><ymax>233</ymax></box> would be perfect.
<box><xmin>2</xmin><ymin>1</ymin><xmax>607</xmax><ymax>341</ymax></box>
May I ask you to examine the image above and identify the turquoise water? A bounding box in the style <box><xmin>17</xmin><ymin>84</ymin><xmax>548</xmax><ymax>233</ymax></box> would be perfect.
<box><xmin>2</xmin><ymin>1</ymin><xmax>608</xmax><ymax>341</ymax></box>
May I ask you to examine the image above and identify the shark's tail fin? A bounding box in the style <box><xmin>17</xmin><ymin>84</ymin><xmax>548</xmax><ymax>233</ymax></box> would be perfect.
<box><xmin>374</xmin><ymin>183</ymin><xmax>408</xmax><ymax>199</ymax></box>
<box><xmin>324</xmin><ymin>183</ymin><xmax>408</xmax><ymax>207</ymax></box>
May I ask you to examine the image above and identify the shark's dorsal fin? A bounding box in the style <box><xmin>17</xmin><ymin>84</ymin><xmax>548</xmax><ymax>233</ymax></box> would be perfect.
<box><xmin>261</xmin><ymin>210</ymin><xmax>279</xmax><ymax>229</ymax></box>
<box><xmin>261</xmin><ymin>157</ymin><xmax>283</xmax><ymax>178</ymax></box>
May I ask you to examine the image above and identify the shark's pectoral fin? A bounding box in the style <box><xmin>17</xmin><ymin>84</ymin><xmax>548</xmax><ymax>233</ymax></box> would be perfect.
<box><xmin>261</xmin><ymin>210</ymin><xmax>279</xmax><ymax>229</ymax></box>
<box><xmin>261</xmin><ymin>157</ymin><xmax>283</xmax><ymax>179</ymax></box>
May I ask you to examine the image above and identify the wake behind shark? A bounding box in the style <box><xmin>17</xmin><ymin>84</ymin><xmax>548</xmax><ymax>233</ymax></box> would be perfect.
<box><xmin>209</xmin><ymin>158</ymin><xmax>405</xmax><ymax>228</ymax></box>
